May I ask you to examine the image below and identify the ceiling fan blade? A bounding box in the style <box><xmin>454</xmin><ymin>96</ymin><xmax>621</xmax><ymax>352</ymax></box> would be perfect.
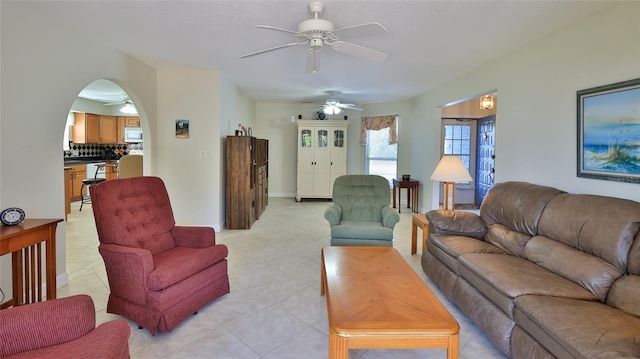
<box><xmin>305</xmin><ymin>48</ymin><xmax>321</xmax><ymax>74</ymax></box>
<box><xmin>337</xmin><ymin>103</ymin><xmax>364</xmax><ymax>112</ymax></box>
<box><xmin>331</xmin><ymin>41</ymin><xmax>388</xmax><ymax>62</ymax></box>
<box><xmin>254</xmin><ymin>25</ymin><xmax>304</xmax><ymax>37</ymax></box>
<box><xmin>331</xmin><ymin>22</ymin><xmax>388</xmax><ymax>38</ymax></box>
<box><xmin>239</xmin><ymin>41</ymin><xmax>306</xmax><ymax>58</ymax></box>
<box><xmin>103</xmin><ymin>101</ymin><xmax>124</xmax><ymax>106</ymax></box>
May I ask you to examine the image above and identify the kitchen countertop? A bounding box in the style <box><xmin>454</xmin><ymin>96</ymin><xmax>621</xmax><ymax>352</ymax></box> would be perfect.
<box><xmin>64</xmin><ymin>158</ymin><xmax>119</xmax><ymax>165</ymax></box>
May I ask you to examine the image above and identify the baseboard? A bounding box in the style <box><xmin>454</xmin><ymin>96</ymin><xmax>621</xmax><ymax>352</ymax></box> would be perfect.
<box><xmin>57</xmin><ymin>272</ymin><xmax>69</xmax><ymax>289</ymax></box>
<box><xmin>268</xmin><ymin>192</ymin><xmax>297</xmax><ymax>198</ymax></box>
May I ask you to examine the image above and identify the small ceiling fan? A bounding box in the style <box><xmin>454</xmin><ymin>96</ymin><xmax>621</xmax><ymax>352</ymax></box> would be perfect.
<box><xmin>102</xmin><ymin>98</ymin><xmax>133</xmax><ymax>106</ymax></box>
<box><xmin>239</xmin><ymin>1</ymin><xmax>388</xmax><ymax>74</ymax></box>
<box><xmin>308</xmin><ymin>91</ymin><xmax>364</xmax><ymax>114</ymax></box>
<box><xmin>103</xmin><ymin>98</ymin><xmax>137</xmax><ymax>114</ymax></box>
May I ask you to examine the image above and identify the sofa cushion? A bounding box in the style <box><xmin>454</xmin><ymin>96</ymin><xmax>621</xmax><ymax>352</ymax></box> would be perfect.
<box><xmin>429</xmin><ymin>234</ymin><xmax>506</xmax><ymax>275</ymax></box>
<box><xmin>485</xmin><ymin>223</ymin><xmax>533</xmax><ymax>256</ymax></box>
<box><xmin>514</xmin><ymin>295</ymin><xmax>640</xmax><ymax>359</ymax></box>
<box><xmin>522</xmin><ymin>236</ymin><xmax>623</xmax><ymax>302</ymax></box>
<box><xmin>458</xmin><ymin>253</ymin><xmax>597</xmax><ymax>318</ymax></box>
<box><xmin>426</xmin><ymin>210</ymin><xmax>486</xmax><ymax>239</ymax></box>
<box><xmin>480</xmin><ymin>181</ymin><xmax>564</xmax><ymax>237</ymax></box>
<box><xmin>537</xmin><ymin>193</ymin><xmax>640</xmax><ymax>273</ymax></box>
<box><xmin>331</xmin><ymin>221</ymin><xmax>394</xmax><ymax>240</ymax></box>
<box><xmin>148</xmin><ymin>245</ymin><xmax>228</xmax><ymax>291</ymax></box>
<box><xmin>607</xmin><ymin>275</ymin><xmax>640</xmax><ymax>318</ymax></box>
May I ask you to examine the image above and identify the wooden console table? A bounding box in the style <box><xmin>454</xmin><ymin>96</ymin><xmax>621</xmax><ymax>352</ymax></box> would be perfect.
<box><xmin>0</xmin><ymin>218</ymin><xmax>62</xmax><ymax>308</ymax></box>
<box><xmin>392</xmin><ymin>178</ymin><xmax>419</xmax><ymax>213</ymax></box>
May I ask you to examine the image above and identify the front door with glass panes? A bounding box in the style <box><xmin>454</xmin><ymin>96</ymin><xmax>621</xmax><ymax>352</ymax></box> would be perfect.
<box><xmin>441</xmin><ymin>119</ymin><xmax>477</xmax><ymax>205</ymax></box>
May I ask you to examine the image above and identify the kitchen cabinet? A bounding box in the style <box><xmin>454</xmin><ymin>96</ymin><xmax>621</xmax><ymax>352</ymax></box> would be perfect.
<box><xmin>104</xmin><ymin>162</ymin><xmax>119</xmax><ymax>180</ymax></box>
<box><xmin>73</xmin><ymin>113</ymin><xmax>118</xmax><ymax>144</ymax></box>
<box><xmin>226</xmin><ymin>136</ymin><xmax>257</xmax><ymax>229</ymax></box>
<box><xmin>256</xmin><ymin>139</ymin><xmax>269</xmax><ymax>219</ymax></box>
<box><xmin>64</xmin><ymin>167</ymin><xmax>72</xmax><ymax>219</ymax></box>
<box><xmin>125</xmin><ymin>117</ymin><xmax>140</xmax><ymax>127</ymax></box>
<box><xmin>100</xmin><ymin>116</ymin><xmax>118</xmax><ymax>143</ymax></box>
<box><xmin>73</xmin><ymin>113</ymin><xmax>100</xmax><ymax>143</ymax></box>
<box><xmin>68</xmin><ymin>163</ymin><xmax>86</xmax><ymax>202</ymax></box>
<box><xmin>117</xmin><ymin>116</ymin><xmax>141</xmax><ymax>143</ymax></box>
<box><xmin>296</xmin><ymin>120</ymin><xmax>348</xmax><ymax>202</ymax></box>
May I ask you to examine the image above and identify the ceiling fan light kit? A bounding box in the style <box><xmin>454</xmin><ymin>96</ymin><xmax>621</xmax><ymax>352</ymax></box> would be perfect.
<box><xmin>239</xmin><ymin>1</ymin><xmax>388</xmax><ymax>74</ymax></box>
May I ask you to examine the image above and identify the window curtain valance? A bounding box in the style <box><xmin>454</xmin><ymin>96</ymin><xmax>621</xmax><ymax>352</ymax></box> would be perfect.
<box><xmin>359</xmin><ymin>115</ymin><xmax>398</xmax><ymax>145</ymax></box>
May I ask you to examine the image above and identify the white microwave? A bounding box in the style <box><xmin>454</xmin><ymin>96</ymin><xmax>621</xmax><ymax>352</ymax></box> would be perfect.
<box><xmin>124</xmin><ymin>127</ymin><xmax>143</xmax><ymax>142</ymax></box>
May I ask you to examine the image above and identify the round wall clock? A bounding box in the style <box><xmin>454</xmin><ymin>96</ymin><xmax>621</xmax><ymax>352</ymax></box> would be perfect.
<box><xmin>1</xmin><ymin>207</ymin><xmax>25</xmax><ymax>226</ymax></box>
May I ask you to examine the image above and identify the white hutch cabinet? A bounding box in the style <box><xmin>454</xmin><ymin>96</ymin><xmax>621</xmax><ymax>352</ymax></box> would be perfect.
<box><xmin>296</xmin><ymin>120</ymin><xmax>348</xmax><ymax>201</ymax></box>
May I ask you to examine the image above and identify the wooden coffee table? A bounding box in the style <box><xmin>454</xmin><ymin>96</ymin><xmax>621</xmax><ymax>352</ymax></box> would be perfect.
<box><xmin>320</xmin><ymin>246</ymin><xmax>459</xmax><ymax>359</ymax></box>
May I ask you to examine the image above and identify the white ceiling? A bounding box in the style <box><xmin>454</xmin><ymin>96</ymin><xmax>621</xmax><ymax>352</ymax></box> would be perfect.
<box><xmin>35</xmin><ymin>1</ymin><xmax>612</xmax><ymax>106</ymax></box>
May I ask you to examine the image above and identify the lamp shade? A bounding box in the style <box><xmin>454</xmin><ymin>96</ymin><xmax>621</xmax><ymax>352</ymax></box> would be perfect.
<box><xmin>430</xmin><ymin>155</ymin><xmax>473</xmax><ymax>182</ymax></box>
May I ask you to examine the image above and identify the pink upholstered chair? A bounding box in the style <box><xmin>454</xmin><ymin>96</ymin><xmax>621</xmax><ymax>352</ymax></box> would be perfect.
<box><xmin>90</xmin><ymin>176</ymin><xmax>230</xmax><ymax>335</ymax></box>
<box><xmin>0</xmin><ymin>294</ymin><xmax>130</xmax><ymax>358</ymax></box>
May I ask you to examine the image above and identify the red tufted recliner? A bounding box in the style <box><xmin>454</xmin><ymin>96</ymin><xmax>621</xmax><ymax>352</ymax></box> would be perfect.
<box><xmin>0</xmin><ymin>294</ymin><xmax>130</xmax><ymax>358</ymax></box>
<box><xmin>90</xmin><ymin>176</ymin><xmax>230</xmax><ymax>335</ymax></box>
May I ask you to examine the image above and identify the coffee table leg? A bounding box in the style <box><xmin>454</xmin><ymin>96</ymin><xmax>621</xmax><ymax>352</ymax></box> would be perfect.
<box><xmin>411</xmin><ymin>219</ymin><xmax>418</xmax><ymax>255</ymax></box>
<box><xmin>447</xmin><ymin>334</ymin><xmax>460</xmax><ymax>359</ymax></box>
<box><xmin>320</xmin><ymin>250</ymin><xmax>326</xmax><ymax>296</ymax></box>
<box><xmin>328</xmin><ymin>331</ymin><xmax>349</xmax><ymax>359</ymax></box>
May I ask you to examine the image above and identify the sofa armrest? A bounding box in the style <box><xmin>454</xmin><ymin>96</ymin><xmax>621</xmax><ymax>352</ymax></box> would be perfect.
<box><xmin>98</xmin><ymin>243</ymin><xmax>154</xmax><ymax>304</ymax></box>
<box><xmin>171</xmin><ymin>226</ymin><xmax>216</xmax><ymax>248</ymax></box>
<box><xmin>0</xmin><ymin>295</ymin><xmax>96</xmax><ymax>357</ymax></box>
<box><xmin>382</xmin><ymin>206</ymin><xmax>401</xmax><ymax>229</ymax></box>
<box><xmin>426</xmin><ymin>210</ymin><xmax>487</xmax><ymax>239</ymax></box>
<box><xmin>324</xmin><ymin>204</ymin><xmax>342</xmax><ymax>226</ymax></box>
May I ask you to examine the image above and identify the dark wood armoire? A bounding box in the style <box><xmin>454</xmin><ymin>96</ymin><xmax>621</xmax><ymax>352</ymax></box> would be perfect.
<box><xmin>226</xmin><ymin>136</ymin><xmax>257</xmax><ymax>229</ymax></box>
<box><xmin>225</xmin><ymin>136</ymin><xmax>268</xmax><ymax>229</ymax></box>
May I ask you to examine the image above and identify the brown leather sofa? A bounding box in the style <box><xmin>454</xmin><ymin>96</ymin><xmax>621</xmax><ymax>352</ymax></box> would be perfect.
<box><xmin>422</xmin><ymin>181</ymin><xmax>640</xmax><ymax>358</ymax></box>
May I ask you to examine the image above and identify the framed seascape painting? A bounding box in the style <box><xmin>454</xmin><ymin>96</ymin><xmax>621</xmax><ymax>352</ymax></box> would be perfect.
<box><xmin>577</xmin><ymin>78</ymin><xmax>640</xmax><ymax>184</ymax></box>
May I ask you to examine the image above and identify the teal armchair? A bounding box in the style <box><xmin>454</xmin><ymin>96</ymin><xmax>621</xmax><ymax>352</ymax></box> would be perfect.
<box><xmin>325</xmin><ymin>175</ymin><xmax>400</xmax><ymax>246</ymax></box>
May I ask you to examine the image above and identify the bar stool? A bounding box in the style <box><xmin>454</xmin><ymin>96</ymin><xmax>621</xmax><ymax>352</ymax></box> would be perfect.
<box><xmin>79</xmin><ymin>164</ymin><xmax>107</xmax><ymax>211</ymax></box>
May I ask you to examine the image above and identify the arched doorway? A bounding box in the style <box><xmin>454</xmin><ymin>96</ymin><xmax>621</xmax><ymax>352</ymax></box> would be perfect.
<box><xmin>64</xmin><ymin>79</ymin><xmax>144</xmax><ymax>218</ymax></box>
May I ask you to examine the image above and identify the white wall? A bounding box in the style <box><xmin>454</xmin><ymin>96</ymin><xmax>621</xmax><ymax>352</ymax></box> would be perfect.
<box><xmin>0</xmin><ymin>2</ymin><xmax>157</xmax><ymax>297</ymax></box>
<box><xmin>155</xmin><ymin>68</ymin><xmax>223</xmax><ymax>229</ymax></box>
<box><xmin>411</xmin><ymin>2</ymin><xmax>640</xmax><ymax>210</ymax></box>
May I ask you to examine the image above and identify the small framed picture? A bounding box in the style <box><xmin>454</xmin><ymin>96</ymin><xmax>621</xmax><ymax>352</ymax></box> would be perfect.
<box><xmin>176</xmin><ymin>119</ymin><xmax>189</xmax><ymax>138</ymax></box>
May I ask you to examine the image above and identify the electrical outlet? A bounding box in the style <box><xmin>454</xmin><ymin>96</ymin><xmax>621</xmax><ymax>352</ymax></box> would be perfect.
<box><xmin>72</xmin><ymin>150</ymin><xmax>79</xmax><ymax>156</ymax></box>
<box><xmin>200</xmin><ymin>151</ymin><xmax>212</xmax><ymax>159</ymax></box>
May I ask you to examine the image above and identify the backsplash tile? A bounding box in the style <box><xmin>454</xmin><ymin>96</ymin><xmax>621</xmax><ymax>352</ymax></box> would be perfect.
<box><xmin>63</xmin><ymin>143</ymin><xmax>142</xmax><ymax>158</ymax></box>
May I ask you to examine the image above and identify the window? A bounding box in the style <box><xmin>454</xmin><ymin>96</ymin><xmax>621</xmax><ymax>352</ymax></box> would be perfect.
<box><xmin>443</xmin><ymin>124</ymin><xmax>471</xmax><ymax>180</ymax></box>
<box><xmin>365</xmin><ymin>128</ymin><xmax>397</xmax><ymax>186</ymax></box>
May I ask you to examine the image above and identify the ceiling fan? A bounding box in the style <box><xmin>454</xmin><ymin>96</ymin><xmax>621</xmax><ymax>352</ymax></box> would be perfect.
<box><xmin>308</xmin><ymin>91</ymin><xmax>364</xmax><ymax>114</ymax></box>
<box><xmin>102</xmin><ymin>98</ymin><xmax>132</xmax><ymax>106</ymax></box>
<box><xmin>239</xmin><ymin>1</ymin><xmax>388</xmax><ymax>74</ymax></box>
<box><xmin>103</xmin><ymin>98</ymin><xmax>138</xmax><ymax>114</ymax></box>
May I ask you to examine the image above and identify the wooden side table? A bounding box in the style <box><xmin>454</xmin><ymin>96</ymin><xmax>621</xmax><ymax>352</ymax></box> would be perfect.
<box><xmin>0</xmin><ymin>218</ymin><xmax>62</xmax><ymax>308</ymax></box>
<box><xmin>392</xmin><ymin>178</ymin><xmax>419</xmax><ymax>213</ymax></box>
<box><xmin>411</xmin><ymin>213</ymin><xmax>429</xmax><ymax>255</ymax></box>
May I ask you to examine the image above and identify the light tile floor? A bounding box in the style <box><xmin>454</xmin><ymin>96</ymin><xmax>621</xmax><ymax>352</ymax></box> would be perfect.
<box><xmin>62</xmin><ymin>197</ymin><xmax>507</xmax><ymax>359</ymax></box>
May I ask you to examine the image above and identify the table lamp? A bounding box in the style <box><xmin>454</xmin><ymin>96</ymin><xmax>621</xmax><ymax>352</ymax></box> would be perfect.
<box><xmin>430</xmin><ymin>155</ymin><xmax>473</xmax><ymax>211</ymax></box>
